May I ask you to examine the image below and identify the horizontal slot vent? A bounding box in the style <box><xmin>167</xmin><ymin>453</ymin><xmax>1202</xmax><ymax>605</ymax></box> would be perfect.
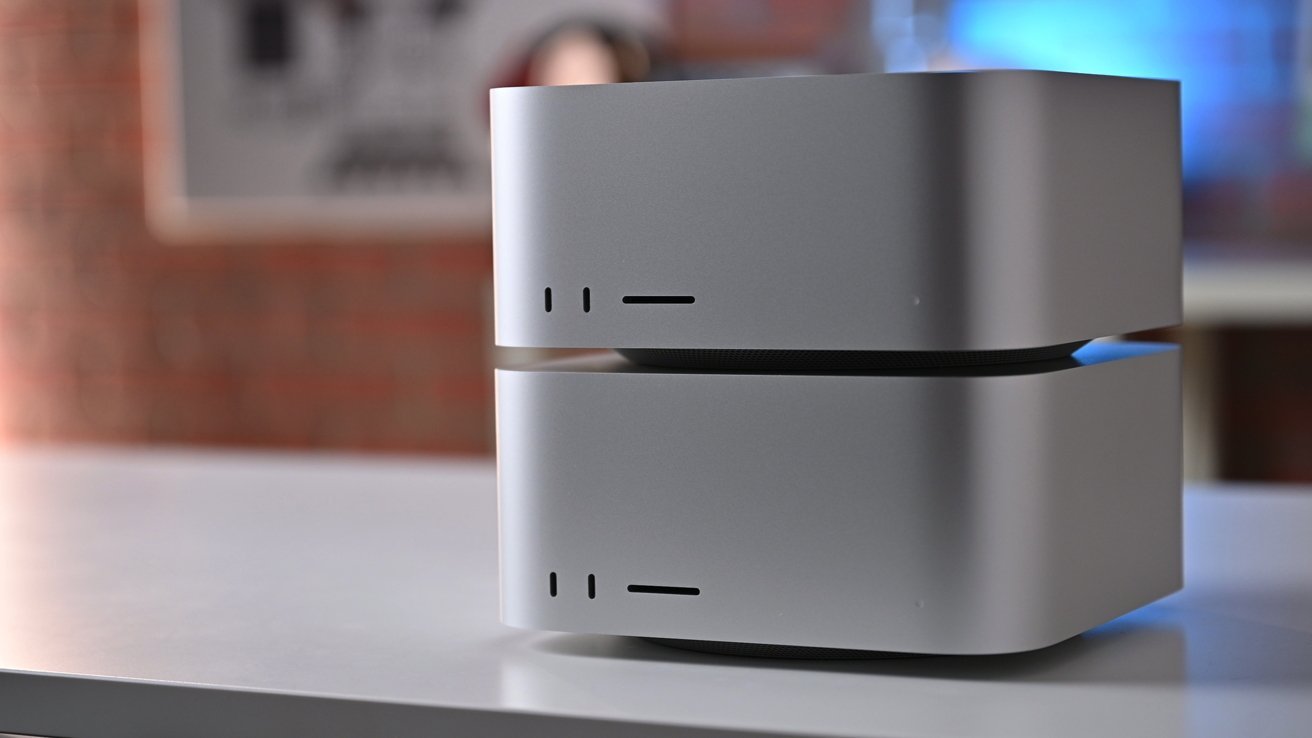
<box><xmin>627</xmin><ymin>584</ymin><xmax>700</xmax><ymax>596</ymax></box>
<box><xmin>622</xmin><ymin>295</ymin><xmax>695</xmax><ymax>305</ymax></box>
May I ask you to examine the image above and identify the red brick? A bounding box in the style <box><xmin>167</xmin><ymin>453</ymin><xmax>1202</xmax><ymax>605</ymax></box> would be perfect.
<box><xmin>0</xmin><ymin>1</ymin><xmax>137</xmax><ymax>35</ymax></box>
<box><xmin>0</xmin><ymin>2</ymin><xmax>499</xmax><ymax>455</ymax></box>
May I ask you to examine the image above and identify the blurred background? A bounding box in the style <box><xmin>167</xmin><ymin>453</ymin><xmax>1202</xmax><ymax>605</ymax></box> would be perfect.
<box><xmin>0</xmin><ymin>0</ymin><xmax>1309</xmax><ymax>481</ymax></box>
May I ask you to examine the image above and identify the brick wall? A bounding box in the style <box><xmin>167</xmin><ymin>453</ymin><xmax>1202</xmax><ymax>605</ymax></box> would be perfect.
<box><xmin>0</xmin><ymin>0</ymin><xmax>495</xmax><ymax>454</ymax></box>
<box><xmin>4</xmin><ymin>1</ymin><xmax>1311</xmax><ymax>479</ymax></box>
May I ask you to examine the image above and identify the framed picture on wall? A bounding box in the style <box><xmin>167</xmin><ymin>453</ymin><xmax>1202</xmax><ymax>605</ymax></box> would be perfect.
<box><xmin>143</xmin><ymin>0</ymin><xmax>660</xmax><ymax>239</ymax></box>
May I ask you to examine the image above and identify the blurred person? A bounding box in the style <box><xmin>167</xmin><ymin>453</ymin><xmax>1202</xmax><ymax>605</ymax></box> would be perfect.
<box><xmin>493</xmin><ymin>18</ymin><xmax>668</xmax><ymax>88</ymax></box>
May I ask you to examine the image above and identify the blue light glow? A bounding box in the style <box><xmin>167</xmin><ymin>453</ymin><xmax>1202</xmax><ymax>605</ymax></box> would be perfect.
<box><xmin>947</xmin><ymin>0</ymin><xmax>1300</xmax><ymax>179</ymax></box>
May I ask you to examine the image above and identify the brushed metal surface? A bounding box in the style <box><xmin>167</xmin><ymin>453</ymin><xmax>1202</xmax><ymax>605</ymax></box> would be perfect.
<box><xmin>492</xmin><ymin>70</ymin><xmax>1181</xmax><ymax>351</ymax></box>
<box><xmin>1</xmin><ymin>448</ymin><xmax>1309</xmax><ymax>737</ymax></box>
<box><xmin>497</xmin><ymin>343</ymin><xmax>1182</xmax><ymax>654</ymax></box>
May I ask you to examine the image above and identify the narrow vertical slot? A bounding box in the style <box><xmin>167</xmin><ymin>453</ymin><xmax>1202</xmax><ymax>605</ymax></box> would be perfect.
<box><xmin>544</xmin><ymin>287</ymin><xmax>553</xmax><ymax>312</ymax></box>
<box><xmin>582</xmin><ymin>287</ymin><xmax>591</xmax><ymax>313</ymax></box>
<box><xmin>588</xmin><ymin>574</ymin><xmax>596</xmax><ymax>600</ymax></box>
<box><xmin>549</xmin><ymin>572</ymin><xmax>557</xmax><ymax>597</ymax></box>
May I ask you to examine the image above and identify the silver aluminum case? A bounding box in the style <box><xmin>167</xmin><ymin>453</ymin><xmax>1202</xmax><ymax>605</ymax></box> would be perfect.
<box><xmin>492</xmin><ymin>70</ymin><xmax>1181</xmax><ymax>352</ymax></box>
<box><xmin>497</xmin><ymin>343</ymin><xmax>1182</xmax><ymax>654</ymax></box>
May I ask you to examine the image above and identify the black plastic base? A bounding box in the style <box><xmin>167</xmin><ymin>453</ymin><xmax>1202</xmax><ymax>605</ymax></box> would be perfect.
<box><xmin>643</xmin><ymin>637</ymin><xmax>929</xmax><ymax>660</ymax></box>
<box><xmin>619</xmin><ymin>341</ymin><xmax>1090</xmax><ymax>372</ymax></box>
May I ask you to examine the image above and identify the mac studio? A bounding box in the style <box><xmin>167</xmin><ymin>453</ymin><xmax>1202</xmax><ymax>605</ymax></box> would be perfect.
<box><xmin>493</xmin><ymin>70</ymin><xmax>1182</xmax><ymax>656</ymax></box>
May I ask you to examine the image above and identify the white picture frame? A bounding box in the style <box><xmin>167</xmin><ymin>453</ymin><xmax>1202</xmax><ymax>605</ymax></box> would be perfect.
<box><xmin>143</xmin><ymin>0</ymin><xmax>659</xmax><ymax>240</ymax></box>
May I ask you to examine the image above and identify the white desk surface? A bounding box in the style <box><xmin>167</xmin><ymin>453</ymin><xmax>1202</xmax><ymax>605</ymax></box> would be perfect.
<box><xmin>0</xmin><ymin>447</ymin><xmax>1309</xmax><ymax>738</ymax></box>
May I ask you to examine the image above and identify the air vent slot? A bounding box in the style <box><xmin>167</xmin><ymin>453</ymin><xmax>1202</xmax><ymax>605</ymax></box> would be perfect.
<box><xmin>544</xmin><ymin>287</ymin><xmax>553</xmax><ymax>312</ymax></box>
<box><xmin>627</xmin><ymin>584</ymin><xmax>700</xmax><ymax>596</ymax></box>
<box><xmin>622</xmin><ymin>295</ymin><xmax>695</xmax><ymax>304</ymax></box>
<box><xmin>588</xmin><ymin>574</ymin><xmax>597</xmax><ymax>599</ymax></box>
<box><xmin>549</xmin><ymin>572</ymin><xmax>557</xmax><ymax>597</ymax></box>
<box><xmin>583</xmin><ymin>287</ymin><xmax>591</xmax><ymax>313</ymax></box>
